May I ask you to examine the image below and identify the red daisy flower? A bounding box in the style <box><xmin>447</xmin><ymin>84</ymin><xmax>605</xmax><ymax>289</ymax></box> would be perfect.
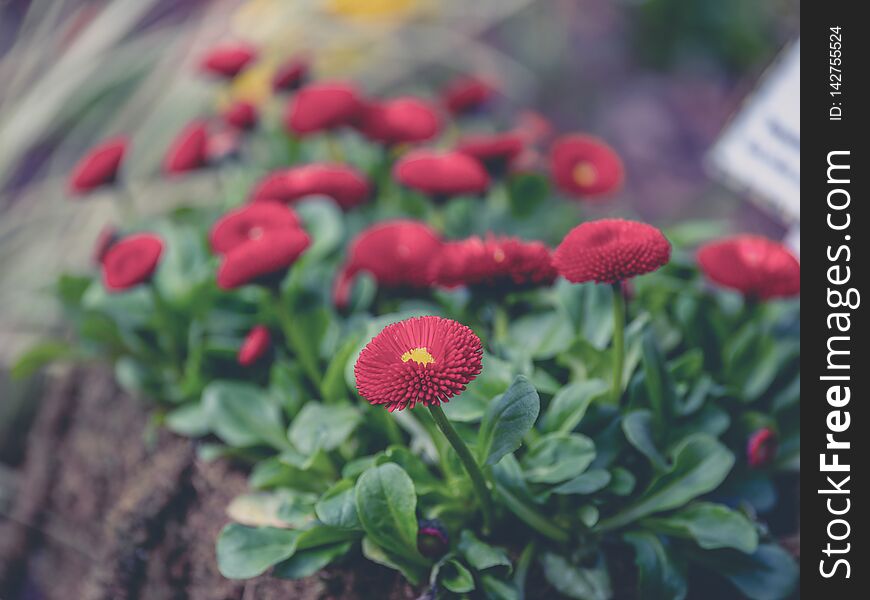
<box><xmin>68</xmin><ymin>136</ymin><xmax>128</xmax><ymax>195</ymax></box>
<box><xmin>455</xmin><ymin>132</ymin><xmax>524</xmax><ymax>173</ymax></box>
<box><xmin>433</xmin><ymin>235</ymin><xmax>556</xmax><ymax>290</ymax></box>
<box><xmin>357</xmin><ymin>97</ymin><xmax>441</xmax><ymax>145</ymax></box>
<box><xmin>553</xmin><ymin>219</ymin><xmax>671</xmax><ymax>284</ymax></box>
<box><xmin>355</xmin><ymin>316</ymin><xmax>483</xmax><ymax>412</ymax></box>
<box><xmin>200</xmin><ymin>42</ymin><xmax>257</xmax><ymax>78</ymax></box>
<box><xmin>250</xmin><ymin>163</ymin><xmax>371</xmax><ymax>210</ymax></box>
<box><xmin>209</xmin><ymin>203</ymin><xmax>301</xmax><ymax>255</ymax></box>
<box><xmin>550</xmin><ymin>134</ymin><xmax>624</xmax><ymax>198</ymax></box>
<box><xmin>272</xmin><ymin>57</ymin><xmax>309</xmax><ymax>92</ymax></box>
<box><xmin>333</xmin><ymin>220</ymin><xmax>442</xmax><ymax>309</ymax></box>
<box><xmin>92</xmin><ymin>224</ymin><xmax>120</xmax><ymax>265</ymax></box>
<box><xmin>238</xmin><ymin>325</ymin><xmax>272</xmax><ymax>366</ymax></box>
<box><xmin>223</xmin><ymin>100</ymin><xmax>258</xmax><ymax>130</ymax></box>
<box><xmin>284</xmin><ymin>81</ymin><xmax>364</xmax><ymax>136</ymax></box>
<box><xmin>393</xmin><ymin>150</ymin><xmax>489</xmax><ymax>198</ymax></box>
<box><xmin>102</xmin><ymin>233</ymin><xmax>163</xmax><ymax>292</ymax></box>
<box><xmin>697</xmin><ymin>235</ymin><xmax>800</xmax><ymax>300</ymax></box>
<box><xmin>747</xmin><ymin>427</ymin><xmax>777</xmax><ymax>468</ymax></box>
<box><xmin>442</xmin><ymin>76</ymin><xmax>495</xmax><ymax>116</ymax></box>
<box><xmin>216</xmin><ymin>228</ymin><xmax>310</xmax><ymax>290</ymax></box>
<box><xmin>163</xmin><ymin>120</ymin><xmax>209</xmax><ymax>174</ymax></box>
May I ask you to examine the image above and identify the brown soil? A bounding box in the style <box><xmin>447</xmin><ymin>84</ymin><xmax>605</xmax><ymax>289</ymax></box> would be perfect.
<box><xmin>0</xmin><ymin>368</ymin><xmax>417</xmax><ymax>600</ymax></box>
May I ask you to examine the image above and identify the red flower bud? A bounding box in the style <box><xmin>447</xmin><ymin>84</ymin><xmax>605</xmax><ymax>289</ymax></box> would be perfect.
<box><xmin>68</xmin><ymin>136</ymin><xmax>127</xmax><ymax>195</ymax></box>
<box><xmin>747</xmin><ymin>427</ymin><xmax>778</xmax><ymax>468</ymax></box>
<box><xmin>333</xmin><ymin>220</ymin><xmax>441</xmax><ymax>309</ymax></box>
<box><xmin>417</xmin><ymin>519</ymin><xmax>449</xmax><ymax>559</ymax></box>
<box><xmin>272</xmin><ymin>57</ymin><xmax>309</xmax><ymax>92</ymax></box>
<box><xmin>102</xmin><ymin>233</ymin><xmax>163</xmax><ymax>292</ymax></box>
<box><xmin>200</xmin><ymin>42</ymin><xmax>257</xmax><ymax>79</ymax></box>
<box><xmin>393</xmin><ymin>150</ymin><xmax>489</xmax><ymax>198</ymax></box>
<box><xmin>250</xmin><ymin>163</ymin><xmax>371</xmax><ymax>211</ymax></box>
<box><xmin>209</xmin><ymin>203</ymin><xmax>301</xmax><ymax>255</ymax></box>
<box><xmin>554</xmin><ymin>219</ymin><xmax>671</xmax><ymax>284</ymax></box>
<box><xmin>357</xmin><ymin>97</ymin><xmax>441</xmax><ymax>145</ymax></box>
<box><xmin>698</xmin><ymin>235</ymin><xmax>800</xmax><ymax>300</ymax></box>
<box><xmin>550</xmin><ymin>134</ymin><xmax>624</xmax><ymax>199</ymax></box>
<box><xmin>163</xmin><ymin>120</ymin><xmax>209</xmax><ymax>175</ymax></box>
<box><xmin>433</xmin><ymin>235</ymin><xmax>556</xmax><ymax>290</ymax></box>
<box><xmin>455</xmin><ymin>132</ymin><xmax>524</xmax><ymax>173</ymax></box>
<box><xmin>216</xmin><ymin>228</ymin><xmax>310</xmax><ymax>290</ymax></box>
<box><xmin>355</xmin><ymin>316</ymin><xmax>483</xmax><ymax>412</ymax></box>
<box><xmin>223</xmin><ymin>101</ymin><xmax>258</xmax><ymax>131</ymax></box>
<box><xmin>442</xmin><ymin>76</ymin><xmax>495</xmax><ymax>116</ymax></box>
<box><xmin>238</xmin><ymin>325</ymin><xmax>272</xmax><ymax>366</ymax></box>
<box><xmin>284</xmin><ymin>81</ymin><xmax>364</xmax><ymax>136</ymax></box>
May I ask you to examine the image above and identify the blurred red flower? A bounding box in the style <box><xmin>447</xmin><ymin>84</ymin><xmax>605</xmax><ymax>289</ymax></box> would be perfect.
<box><xmin>238</xmin><ymin>325</ymin><xmax>272</xmax><ymax>366</ymax></box>
<box><xmin>209</xmin><ymin>203</ymin><xmax>301</xmax><ymax>255</ymax></box>
<box><xmin>284</xmin><ymin>82</ymin><xmax>364</xmax><ymax>136</ymax></box>
<box><xmin>223</xmin><ymin>101</ymin><xmax>258</xmax><ymax>130</ymax></box>
<box><xmin>355</xmin><ymin>316</ymin><xmax>482</xmax><ymax>412</ymax></box>
<box><xmin>747</xmin><ymin>427</ymin><xmax>778</xmax><ymax>468</ymax></box>
<box><xmin>68</xmin><ymin>136</ymin><xmax>127</xmax><ymax>195</ymax></box>
<box><xmin>393</xmin><ymin>150</ymin><xmax>489</xmax><ymax>198</ymax></box>
<box><xmin>442</xmin><ymin>76</ymin><xmax>495</xmax><ymax>115</ymax></box>
<box><xmin>272</xmin><ymin>57</ymin><xmax>309</xmax><ymax>92</ymax></box>
<box><xmin>102</xmin><ymin>233</ymin><xmax>163</xmax><ymax>292</ymax></box>
<box><xmin>455</xmin><ymin>132</ymin><xmax>524</xmax><ymax>173</ymax></box>
<box><xmin>697</xmin><ymin>235</ymin><xmax>800</xmax><ymax>300</ymax></box>
<box><xmin>92</xmin><ymin>225</ymin><xmax>119</xmax><ymax>265</ymax></box>
<box><xmin>333</xmin><ymin>220</ymin><xmax>442</xmax><ymax>309</ymax></box>
<box><xmin>200</xmin><ymin>42</ymin><xmax>257</xmax><ymax>78</ymax></box>
<box><xmin>554</xmin><ymin>219</ymin><xmax>671</xmax><ymax>284</ymax></box>
<box><xmin>515</xmin><ymin>110</ymin><xmax>554</xmax><ymax>145</ymax></box>
<box><xmin>550</xmin><ymin>134</ymin><xmax>624</xmax><ymax>198</ymax></box>
<box><xmin>357</xmin><ymin>97</ymin><xmax>441</xmax><ymax>145</ymax></box>
<box><xmin>250</xmin><ymin>163</ymin><xmax>371</xmax><ymax>210</ymax></box>
<box><xmin>216</xmin><ymin>228</ymin><xmax>310</xmax><ymax>290</ymax></box>
<box><xmin>433</xmin><ymin>235</ymin><xmax>556</xmax><ymax>290</ymax></box>
<box><xmin>163</xmin><ymin>120</ymin><xmax>209</xmax><ymax>174</ymax></box>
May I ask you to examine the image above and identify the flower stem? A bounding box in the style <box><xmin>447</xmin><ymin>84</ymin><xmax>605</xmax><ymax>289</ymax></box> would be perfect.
<box><xmin>611</xmin><ymin>282</ymin><xmax>625</xmax><ymax>404</ymax></box>
<box><xmin>148</xmin><ymin>283</ymin><xmax>182</xmax><ymax>374</ymax></box>
<box><xmin>428</xmin><ymin>404</ymin><xmax>493</xmax><ymax>534</ymax></box>
<box><xmin>493</xmin><ymin>480</ymin><xmax>569</xmax><ymax>543</ymax></box>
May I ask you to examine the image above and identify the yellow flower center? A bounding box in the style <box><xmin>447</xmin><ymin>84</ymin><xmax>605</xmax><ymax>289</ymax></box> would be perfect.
<box><xmin>401</xmin><ymin>347</ymin><xmax>435</xmax><ymax>365</ymax></box>
<box><xmin>572</xmin><ymin>161</ymin><xmax>598</xmax><ymax>187</ymax></box>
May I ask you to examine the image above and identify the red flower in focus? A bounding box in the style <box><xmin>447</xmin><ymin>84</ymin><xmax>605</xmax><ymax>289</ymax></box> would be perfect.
<box><xmin>68</xmin><ymin>137</ymin><xmax>128</xmax><ymax>195</ymax></box>
<box><xmin>223</xmin><ymin>101</ymin><xmax>258</xmax><ymax>130</ymax></box>
<box><xmin>250</xmin><ymin>163</ymin><xmax>371</xmax><ymax>210</ymax></box>
<box><xmin>355</xmin><ymin>316</ymin><xmax>483</xmax><ymax>412</ymax></box>
<box><xmin>209</xmin><ymin>203</ymin><xmax>301</xmax><ymax>255</ymax></box>
<box><xmin>92</xmin><ymin>225</ymin><xmax>119</xmax><ymax>265</ymax></box>
<box><xmin>200</xmin><ymin>42</ymin><xmax>257</xmax><ymax>78</ymax></box>
<box><xmin>216</xmin><ymin>229</ymin><xmax>310</xmax><ymax>290</ymax></box>
<box><xmin>357</xmin><ymin>97</ymin><xmax>441</xmax><ymax>145</ymax></box>
<box><xmin>747</xmin><ymin>428</ymin><xmax>777</xmax><ymax>468</ymax></box>
<box><xmin>393</xmin><ymin>150</ymin><xmax>489</xmax><ymax>198</ymax></box>
<box><xmin>102</xmin><ymin>233</ymin><xmax>163</xmax><ymax>292</ymax></box>
<box><xmin>272</xmin><ymin>57</ymin><xmax>309</xmax><ymax>92</ymax></box>
<box><xmin>284</xmin><ymin>82</ymin><xmax>363</xmax><ymax>136</ymax></box>
<box><xmin>333</xmin><ymin>220</ymin><xmax>442</xmax><ymax>309</ymax></box>
<box><xmin>164</xmin><ymin>120</ymin><xmax>209</xmax><ymax>174</ymax></box>
<box><xmin>442</xmin><ymin>76</ymin><xmax>495</xmax><ymax>115</ymax></box>
<box><xmin>697</xmin><ymin>235</ymin><xmax>800</xmax><ymax>300</ymax></box>
<box><xmin>550</xmin><ymin>134</ymin><xmax>624</xmax><ymax>198</ymax></box>
<box><xmin>455</xmin><ymin>132</ymin><xmax>524</xmax><ymax>173</ymax></box>
<box><xmin>238</xmin><ymin>325</ymin><xmax>271</xmax><ymax>366</ymax></box>
<box><xmin>553</xmin><ymin>219</ymin><xmax>671</xmax><ymax>284</ymax></box>
<box><xmin>433</xmin><ymin>235</ymin><xmax>556</xmax><ymax>290</ymax></box>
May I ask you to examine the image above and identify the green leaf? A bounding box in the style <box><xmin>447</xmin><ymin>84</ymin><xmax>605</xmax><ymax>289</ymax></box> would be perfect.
<box><xmin>288</xmin><ymin>402</ymin><xmax>360</xmax><ymax>455</ymax></box>
<box><xmin>216</xmin><ymin>524</ymin><xmax>300</xmax><ymax>579</ymax></box>
<box><xmin>597</xmin><ymin>434</ymin><xmax>734</xmax><ymax>530</ymax></box>
<box><xmin>320</xmin><ymin>334</ymin><xmax>360</xmax><ymax>403</ymax></box>
<box><xmin>433</xmin><ymin>557</ymin><xmax>476</xmax><ymax>593</ymax></box>
<box><xmin>641</xmin><ymin>332</ymin><xmax>678</xmax><ymax>429</ymax></box>
<box><xmin>623</xmin><ymin>531</ymin><xmax>687</xmax><ymax>600</ymax></box>
<box><xmin>643</xmin><ymin>503</ymin><xmax>758</xmax><ymax>553</ymax></box>
<box><xmin>540</xmin><ymin>553</ymin><xmax>612</xmax><ymax>600</ymax></box>
<box><xmin>361</xmin><ymin>536</ymin><xmax>425</xmax><ymax>585</ymax></box>
<box><xmin>202</xmin><ymin>381</ymin><xmax>289</xmax><ymax>449</ymax></box>
<box><xmin>458</xmin><ymin>530</ymin><xmax>512</xmax><ymax>574</ymax></box>
<box><xmin>355</xmin><ymin>463</ymin><xmax>425</xmax><ymax>563</ymax></box>
<box><xmin>522</xmin><ymin>433</ymin><xmax>596</xmax><ymax>484</ymax></box>
<box><xmin>541</xmin><ymin>380</ymin><xmax>609</xmax><ymax>434</ymax></box>
<box><xmin>479</xmin><ymin>375</ymin><xmax>540</xmax><ymax>466</ymax></box>
<box><xmin>553</xmin><ymin>469</ymin><xmax>612</xmax><ymax>495</ymax></box>
<box><xmin>11</xmin><ymin>340</ymin><xmax>80</xmax><ymax>379</ymax></box>
<box><xmin>296</xmin><ymin>198</ymin><xmax>344</xmax><ymax>259</ymax></box>
<box><xmin>607</xmin><ymin>467</ymin><xmax>636</xmax><ymax>496</ymax></box>
<box><xmin>695</xmin><ymin>544</ymin><xmax>798</xmax><ymax>600</ymax></box>
<box><xmin>273</xmin><ymin>542</ymin><xmax>352</xmax><ymax>579</ymax></box>
<box><xmin>249</xmin><ymin>449</ymin><xmax>335</xmax><ymax>493</ymax></box>
<box><xmin>507</xmin><ymin>312</ymin><xmax>575</xmax><ymax>360</ymax></box>
<box><xmin>164</xmin><ymin>401</ymin><xmax>210</xmax><ymax>437</ymax></box>
<box><xmin>226</xmin><ymin>490</ymin><xmax>312</xmax><ymax>529</ymax></box>
<box><xmin>621</xmin><ymin>410</ymin><xmax>668</xmax><ymax>471</ymax></box>
<box><xmin>315</xmin><ymin>479</ymin><xmax>361</xmax><ymax>530</ymax></box>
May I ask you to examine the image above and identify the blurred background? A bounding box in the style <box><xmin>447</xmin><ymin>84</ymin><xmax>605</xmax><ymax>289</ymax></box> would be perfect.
<box><xmin>0</xmin><ymin>0</ymin><xmax>798</xmax><ymax>457</ymax></box>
